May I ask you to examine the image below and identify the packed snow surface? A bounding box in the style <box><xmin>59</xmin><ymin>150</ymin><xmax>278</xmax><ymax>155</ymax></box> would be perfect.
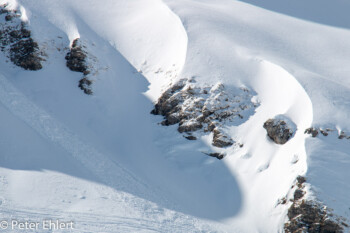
<box><xmin>0</xmin><ymin>0</ymin><xmax>350</xmax><ymax>232</ymax></box>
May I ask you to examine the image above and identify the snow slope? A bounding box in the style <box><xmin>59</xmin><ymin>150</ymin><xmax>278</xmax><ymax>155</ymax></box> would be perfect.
<box><xmin>0</xmin><ymin>0</ymin><xmax>350</xmax><ymax>232</ymax></box>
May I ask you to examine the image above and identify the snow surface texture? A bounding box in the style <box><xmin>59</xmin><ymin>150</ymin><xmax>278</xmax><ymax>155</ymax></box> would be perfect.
<box><xmin>0</xmin><ymin>0</ymin><xmax>349</xmax><ymax>232</ymax></box>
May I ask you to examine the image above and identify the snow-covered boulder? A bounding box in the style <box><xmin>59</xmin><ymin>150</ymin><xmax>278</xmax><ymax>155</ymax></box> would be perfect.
<box><xmin>263</xmin><ymin>116</ymin><xmax>296</xmax><ymax>145</ymax></box>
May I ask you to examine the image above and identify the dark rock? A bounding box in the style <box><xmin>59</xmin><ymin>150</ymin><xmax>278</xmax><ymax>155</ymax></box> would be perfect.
<box><xmin>208</xmin><ymin>152</ymin><xmax>225</xmax><ymax>160</ymax></box>
<box><xmin>294</xmin><ymin>189</ymin><xmax>304</xmax><ymax>200</ymax></box>
<box><xmin>78</xmin><ymin>77</ymin><xmax>93</xmax><ymax>95</ymax></box>
<box><xmin>161</xmin><ymin>113</ymin><xmax>182</xmax><ymax>126</ymax></box>
<box><xmin>320</xmin><ymin>129</ymin><xmax>329</xmax><ymax>136</ymax></box>
<box><xmin>207</xmin><ymin>122</ymin><xmax>216</xmax><ymax>132</ymax></box>
<box><xmin>10</xmin><ymin>38</ymin><xmax>42</xmax><ymax>70</ymax></box>
<box><xmin>0</xmin><ymin>10</ymin><xmax>43</xmax><ymax>70</ymax></box>
<box><xmin>297</xmin><ymin>176</ymin><xmax>306</xmax><ymax>186</ymax></box>
<box><xmin>305</xmin><ymin>127</ymin><xmax>319</xmax><ymax>137</ymax></box>
<box><xmin>212</xmin><ymin>128</ymin><xmax>234</xmax><ymax>148</ymax></box>
<box><xmin>184</xmin><ymin>135</ymin><xmax>197</xmax><ymax>140</ymax></box>
<box><xmin>5</xmin><ymin>14</ymin><xmax>13</xmax><ymax>21</ymax></box>
<box><xmin>280</xmin><ymin>197</ymin><xmax>287</xmax><ymax>205</ymax></box>
<box><xmin>338</xmin><ymin>131</ymin><xmax>346</xmax><ymax>139</ymax></box>
<box><xmin>264</xmin><ymin>117</ymin><xmax>295</xmax><ymax>145</ymax></box>
<box><xmin>65</xmin><ymin>39</ymin><xmax>88</xmax><ymax>73</ymax></box>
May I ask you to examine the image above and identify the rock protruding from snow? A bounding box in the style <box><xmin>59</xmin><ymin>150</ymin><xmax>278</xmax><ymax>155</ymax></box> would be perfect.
<box><xmin>263</xmin><ymin>116</ymin><xmax>296</xmax><ymax>145</ymax></box>
<box><xmin>66</xmin><ymin>39</ymin><xmax>89</xmax><ymax>74</ymax></box>
<box><xmin>65</xmin><ymin>38</ymin><xmax>92</xmax><ymax>95</ymax></box>
<box><xmin>284</xmin><ymin>177</ymin><xmax>345</xmax><ymax>233</ymax></box>
<box><xmin>212</xmin><ymin>128</ymin><xmax>234</xmax><ymax>148</ymax></box>
<box><xmin>0</xmin><ymin>4</ymin><xmax>43</xmax><ymax>70</ymax></box>
<box><xmin>152</xmin><ymin>79</ymin><xmax>258</xmax><ymax>148</ymax></box>
<box><xmin>305</xmin><ymin>127</ymin><xmax>350</xmax><ymax>140</ymax></box>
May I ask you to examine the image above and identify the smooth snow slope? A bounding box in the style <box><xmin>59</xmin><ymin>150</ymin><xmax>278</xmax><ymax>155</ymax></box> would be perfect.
<box><xmin>239</xmin><ymin>0</ymin><xmax>350</xmax><ymax>30</ymax></box>
<box><xmin>0</xmin><ymin>0</ymin><xmax>350</xmax><ymax>232</ymax></box>
<box><xmin>165</xmin><ymin>0</ymin><xmax>350</xmax><ymax>230</ymax></box>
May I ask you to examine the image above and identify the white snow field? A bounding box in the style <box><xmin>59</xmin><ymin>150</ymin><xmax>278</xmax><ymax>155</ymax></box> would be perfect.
<box><xmin>0</xmin><ymin>0</ymin><xmax>349</xmax><ymax>232</ymax></box>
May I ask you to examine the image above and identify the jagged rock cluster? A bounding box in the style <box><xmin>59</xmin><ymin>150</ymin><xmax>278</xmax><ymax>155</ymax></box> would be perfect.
<box><xmin>65</xmin><ymin>38</ymin><xmax>92</xmax><ymax>95</ymax></box>
<box><xmin>152</xmin><ymin>79</ymin><xmax>258</xmax><ymax>149</ymax></box>
<box><xmin>284</xmin><ymin>176</ymin><xmax>345</xmax><ymax>233</ymax></box>
<box><xmin>263</xmin><ymin>117</ymin><xmax>296</xmax><ymax>145</ymax></box>
<box><xmin>0</xmin><ymin>4</ymin><xmax>42</xmax><ymax>70</ymax></box>
<box><xmin>305</xmin><ymin>127</ymin><xmax>350</xmax><ymax>140</ymax></box>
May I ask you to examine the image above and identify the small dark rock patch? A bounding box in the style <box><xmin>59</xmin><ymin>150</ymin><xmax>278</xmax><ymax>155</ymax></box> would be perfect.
<box><xmin>296</xmin><ymin>176</ymin><xmax>306</xmax><ymax>187</ymax></box>
<box><xmin>263</xmin><ymin>117</ymin><xmax>295</xmax><ymax>145</ymax></box>
<box><xmin>184</xmin><ymin>135</ymin><xmax>197</xmax><ymax>140</ymax></box>
<box><xmin>338</xmin><ymin>131</ymin><xmax>346</xmax><ymax>139</ymax></box>
<box><xmin>305</xmin><ymin>127</ymin><xmax>319</xmax><ymax>137</ymax></box>
<box><xmin>208</xmin><ymin>152</ymin><xmax>225</xmax><ymax>160</ymax></box>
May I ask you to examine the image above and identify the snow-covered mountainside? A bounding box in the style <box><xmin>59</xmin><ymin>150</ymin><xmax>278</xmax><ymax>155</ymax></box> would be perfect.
<box><xmin>0</xmin><ymin>0</ymin><xmax>349</xmax><ymax>232</ymax></box>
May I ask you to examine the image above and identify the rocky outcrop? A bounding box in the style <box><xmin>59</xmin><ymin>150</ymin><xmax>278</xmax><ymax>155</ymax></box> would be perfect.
<box><xmin>65</xmin><ymin>38</ymin><xmax>92</xmax><ymax>95</ymax></box>
<box><xmin>263</xmin><ymin>116</ymin><xmax>296</xmax><ymax>145</ymax></box>
<box><xmin>285</xmin><ymin>200</ymin><xmax>344</xmax><ymax>233</ymax></box>
<box><xmin>0</xmin><ymin>4</ymin><xmax>43</xmax><ymax>70</ymax></box>
<box><xmin>65</xmin><ymin>39</ymin><xmax>89</xmax><ymax>74</ymax></box>
<box><xmin>284</xmin><ymin>176</ymin><xmax>346</xmax><ymax>233</ymax></box>
<box><xmin>305</xmin><ymin>127</ymin><xmax>350</xmax><ymax>140</ymax></box>
<box><xmin>152</xmin><ymin>79</ymin><xmax>258</xmax><ymax>148</ymax></box>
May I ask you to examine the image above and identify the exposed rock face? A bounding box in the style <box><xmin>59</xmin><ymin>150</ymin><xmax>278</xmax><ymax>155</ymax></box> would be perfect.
<box><xmin>0</xmin><ymin>4</ymin><xmax>43</xmax><ymax>70</ymax></box>
<box><xmin>65</xmin><ymin>38</ymin><xmax>92</xmax><ymax>95</ymax></box>
<box><xmin>284</xmin><ymin>176</ymin><xmax>346</xmax><ymax>233</ymax></box>
<box><xmin>285</xmin><ymin>200</ymin><xmax>344</xmax><ymax>233</ymax></box>
<box><xmin>263</xmin><ymin>116</ymin><xmax>296</xmax><ymax>145</ymax></box>
<box><xmin>152</xmin><ymin>79</ymin><xmax>259</xmax><ymax>148</ymax></box>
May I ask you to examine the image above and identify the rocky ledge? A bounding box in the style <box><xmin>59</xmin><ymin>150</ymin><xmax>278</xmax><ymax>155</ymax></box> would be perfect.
<box><xmin>152</xmin><ymin>78</ymin><xmax>258</xmax><ymax>150</ymax></box>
